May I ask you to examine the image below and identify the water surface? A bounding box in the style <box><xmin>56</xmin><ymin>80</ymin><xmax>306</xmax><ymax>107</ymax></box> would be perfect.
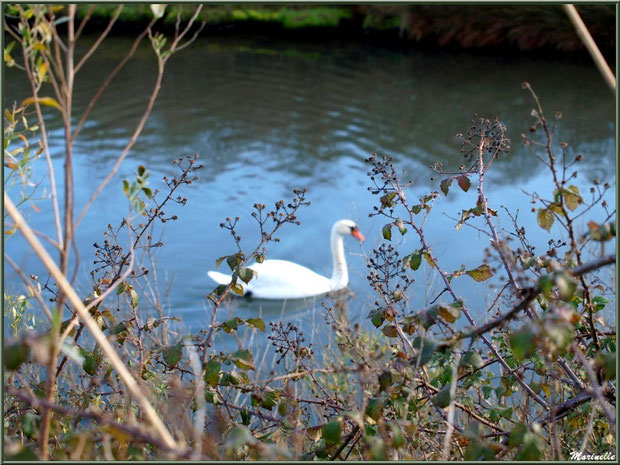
<box><xmin>4</xmin><ymin>35</ymin><xmax>615</xmax><ymax>351</ymax></box>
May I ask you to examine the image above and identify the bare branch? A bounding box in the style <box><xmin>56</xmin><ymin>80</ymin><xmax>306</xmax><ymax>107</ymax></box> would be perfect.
<box><xmin>74</xmin><ymin>5</ymin><xmax>123</xmax><ymax>74</ymax></box>
<box><xmin>4</xmin><ymin>192</ymin><xmax>178</xmax><ymax>451</ymax></box>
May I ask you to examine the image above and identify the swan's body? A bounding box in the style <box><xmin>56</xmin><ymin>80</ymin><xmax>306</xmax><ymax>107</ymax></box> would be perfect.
<box><xmin>207</xmin><ymin>219</ymin><xmax>364</xmax><ymax>299</ymax></box>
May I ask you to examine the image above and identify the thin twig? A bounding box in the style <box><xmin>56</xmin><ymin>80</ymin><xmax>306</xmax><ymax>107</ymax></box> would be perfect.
<box><xmin>4</xmin><ymin>192</ymin><xmax>179</xmax><ymax>451</ymax></box>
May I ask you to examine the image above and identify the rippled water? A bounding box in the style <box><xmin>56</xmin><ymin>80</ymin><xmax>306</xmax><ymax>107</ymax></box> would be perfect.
<box><xmin>4</xmin><ymin>34</ymin><xmax>615</xmax><ymax>351</ymax></box>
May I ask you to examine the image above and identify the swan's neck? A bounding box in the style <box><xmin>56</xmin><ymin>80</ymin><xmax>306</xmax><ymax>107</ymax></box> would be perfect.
<box><xmin>330</xmin><ymin>230</ymin><xmax>348</xmax><ymax>290</ymax></box>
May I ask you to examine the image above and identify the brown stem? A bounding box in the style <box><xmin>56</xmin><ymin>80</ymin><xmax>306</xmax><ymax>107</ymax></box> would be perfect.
<box><xmin>74</xmin><ymin>5</ymin><xmax>123</xmax><ymax>74</ymax></box>
<box><xmin>11</xmin><ymin>389</ymin><xmax>203</xmax><ymax>458</ymax></box>
<box><xmin>74</xmin><ymin>46</ymin><xmax>164</xmax><ymax>228</ymax></box>
<box><xmin>4</xmin><ymin>192</ymin><xmax>178</xmax><ymax>450</ymax></box>
<box><xmin>71</xmin><ymin>17</ymin><xmax>157</xmax><ymax>142</ymax></box>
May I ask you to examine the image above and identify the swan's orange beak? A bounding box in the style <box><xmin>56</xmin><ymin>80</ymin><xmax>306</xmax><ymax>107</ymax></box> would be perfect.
<box><xmin>352</xmin><ymin>228</ymin><xmax>365</xmax><ymax>242</ymax></box>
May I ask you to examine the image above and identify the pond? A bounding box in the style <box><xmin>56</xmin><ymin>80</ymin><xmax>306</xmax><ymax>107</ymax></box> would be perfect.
<box><xmin>4</xmin><ymin>34</ymin><xmax>615</xmax><ymax>356</ymax></box>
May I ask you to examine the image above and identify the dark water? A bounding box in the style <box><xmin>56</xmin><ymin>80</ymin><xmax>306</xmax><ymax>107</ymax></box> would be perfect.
<box><xmin>4</xmin><ymin>35</ymin><xmax>615</xmax><ymax>352</ymax></box>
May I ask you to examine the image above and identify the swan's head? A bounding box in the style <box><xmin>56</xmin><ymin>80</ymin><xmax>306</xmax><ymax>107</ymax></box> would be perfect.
<box><xmin>333</xmin><ymin>219</ymin><xmax>365</xmax><ymax>242</ymax></box>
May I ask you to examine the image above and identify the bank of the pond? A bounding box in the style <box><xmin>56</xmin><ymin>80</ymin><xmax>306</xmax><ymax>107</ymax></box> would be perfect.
<box><xmin>55</xmin><ymin>4</ymin><xmax>615</xmax><ymax>60</ymax></box>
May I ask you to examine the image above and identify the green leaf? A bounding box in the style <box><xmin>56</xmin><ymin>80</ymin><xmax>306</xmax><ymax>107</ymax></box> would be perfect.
<box><xmin>413</xmin><ymin>336</ymin><xmax>438</xmax><ymax>366</ymax></box>
<box><xmin>204</xmin><ymin>358</ymin><xmax>221</xmax><ymax>387</ymax></box>
<box><xmin>537</xmin><ymin>207</ymin><xmax>555</xmax><ymax>232</ymax></box>
<box><xmin>215</xmin><ymin>256</ymin><xmax>227</xmax><ymax>269</ymax></box>
<box><xmin>5</xmin><ymin>447</ymin><xmax>38</xmax><ymax>461</ymax></box>
<box><xmin>231</xmin><ymin>283</ymin><xmax>245</xmax><ymax>296</ymax></box>
<box><xmin>21</xmin><ymin>412</ymin><xmax>39</xmax><ymax>438</ymax></box>
<box><xmin>142</xmin><ymin>187</ymin><xmax>152</xmax><ymax>198</ymax></box>
<box><xmin>238</xmin><ymin>267</ymin><xmax>255</xmax><ymax>285</ymax></box>
<box><xmin>82</xmin><ymin>349</ymin><xmax>101</xmax><ymax>375</ymax></box>
<box><xmin>440</xmin><ymin>178</ymin><xmax>451</xmax><ymax>196</ymax></box>
<box><xmin>509</xmin><ymin>327</ymin><xmax>537</xmax><ymax>362</ymax></box>
<box><xmin>537</xmin><ymin>275</ymin><xmax>553</xmax><ymax>298</ymax></box>
<box><xmin>414</xmin><ymin>306</ymin><xmax>439</xmax><ymax>330</ymax></box>
<box><xmin>368</xmin><ymin>308</ymin><xmax>384</xmax><ymax>328</ymax></box>
<box><xmin>220</xmin><ymin>371</ymin><xmax>249</xmax><ymax>386</ymax></box>
<box><xmin>388</xmin><ymin>422</ymin><xmax>406</xmax><ymax>448</ymax></box>
<box><xmin>515</xmin><ymin>431</ymin><xmax>543</xmax><ymax>460</ymax></box>
<box><xmin>122</xmin><ymin>179</ymin><xmax>130</xmax><ymax>196</ymax></box>
<box><xmin>395</xmin><ymin>218</ymin><xmax>407</xmax><ymax>235</ymax></box>
<box><xmin>555</xmin><ymin>273</ymin><xmax>576</xmax><ymax>301</ymax></box>
<box><xmin>382</xmin><ymin>223</ymin><xmax>392</xmax><ymax>241</ymax></box>
<box><xmin>4</xmin><ymin>342</ymin><xmax>30</xmax><ymax>370</ymax></box>
<box><xmin>365</xmin><ymin>397</ymin><xmax>383</xmax><ymax>421</ymax></box>
<box><xmin>408</xmin><ymin>252</ymin><xmax>422</xmax><ymax>271</ymax></box>
<box><xmin>591</xmin><ymin>296</ymin><xmax>610</xmax><ymax>312</ymax></box>
<box><xmin>259</xmin><ymin>390</ymin><xmax>278</xmax><ymax>410</ymax></box>
<box><xmin>430</xmin><ymin>385</ymin><xmax>452</xmax><ymax>408</ymax></box>
<box><xmin>460</xmin><ymin>350</ymin><xmax>484</xmax><ymax>370</ymax></box>
<box><xmin>240</xmin><ymin>407</ymin><xmax>251</xmax><ymax>425</ymax></box>
<box><xmin>225</xmin><ymin>426</ymin><xmax>255</xmax><ymax>452</ymax></box>
<box><xmin>597</xmin><ymin>352</ymin><xmax>616</xmax><ymax>380</ymax></box>
<box><xmin>380</xmin><ymin>192</ymin><xmax>396</xmax><ymax>208</ymax></box>
<box><xmin>227</xmin><ymin>254</ymin><xmax>241</xmax><ymax>271</ymax></box>
<box><xmin>381</xmin><ymin>325</ymin><xmax>398</xmax><ymax>338</ymax></box>
<box><xmin>457</xmin><ymin>175</ymin><xmax>471</xmax><ymax>192</ymax></box>
<box><xmin>116</xmin><ymin>282</ymin><xmax>126</xmax><ymax>295</ymax></box>
<box><xmin>245</xmin><ymin>318</ymin><xmax>265</xmax><ymax>332</ymax></box>
<box><xmin>137</xmin><ymin>165</ymin><xmax>146</xmax><ymax>177</ymax></box>
<box><xmin>465</xmin><ymin>264</ymin><xmax>493</xmax><ymax>282</ymax></box>
<box><xmin>369</xmin><ymin>436</ymin><xmax>387</xmax><ymax>460</ymax></box>
<box><xmin>231</xmin><ymin>349</ymin><xmax>255</xmax><ymax>370</ymax></box>
<box><xmin>163</xmin><ymin>343</ymin><xmax>183</xmax><ymax>368</ymax></box>
<box><xmin>508</xmin><ymin>423</ymin><xmax>528</xmax><ymax>448</ymax></box>
<box><xmin>378</xmin><ymin>371</ymin><xmax>392</xmax><ymax>391</ymax></box>
<box><xmin>411</xmin><ymin>204</ymin><xmax>422</xmax><ymax>214</ymax></box>
<box><xmin>322</xmin><ymin>420</ymin><xmax>342</xmax><ymax>444</ymax></box>
<box><xmin>129</xmin><ymin>288</ymin><xmax>139</xmax><ymax>309</ymax></box>
<box><xmin>223</xmin><ymin>317</ymin><xmax>241</xmax><ymax>333</ymax></box>
<box><xmin>213</xmin><ymin>284</ymin><xmax>227</xmax><ymax>296</ymax></box>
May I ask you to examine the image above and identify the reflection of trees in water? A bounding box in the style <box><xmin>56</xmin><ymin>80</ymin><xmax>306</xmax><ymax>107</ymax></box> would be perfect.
<box><xmin>5</xmin><ymin>36</ymin><xmax>614</xmax><ymax>189</ymax></box>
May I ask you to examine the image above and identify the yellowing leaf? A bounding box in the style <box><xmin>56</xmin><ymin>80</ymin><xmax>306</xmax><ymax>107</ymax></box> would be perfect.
<box><xmin>564</xmin><ymin>186</ymin><xmax>582</xmax><ymax>211</ymax></box>
<box><xmin>537</xmin><ymin>208</ymin><xmax>554</xmax><ymax>232</ymax></box>
<box><xmin>37</xmin><ymin>61</ymin><xmax>48</xmax><ymax>81</ymax></box>
<box><xmin>105</xmin><ymin>424</ymin><xmax>131</xmax><ymax>443</ymax></box>
<box><xmin>22</xmin><ymin>96</ymin><xmax>62</xmax><ymax>112</ymax></box>
<box><xmin>423</xmin><ymin>252</ymin><xmax>435</xmax><ymax>268</ymax></box>
<box><xmin>466</xmin><ymin>264</ymin><xmax>493</xmax><ymax>282</ymax></box>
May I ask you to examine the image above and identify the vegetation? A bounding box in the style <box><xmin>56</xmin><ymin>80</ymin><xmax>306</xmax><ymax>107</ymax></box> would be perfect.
<box><xmin>3</xmin><ymin>3</ymin><xmax>616</xmax><ymax>462</ymax></box>
<box><xmin>66</xmin><ymin>4</ymin><xmax>615</xmax><ymax>57</ymax></box>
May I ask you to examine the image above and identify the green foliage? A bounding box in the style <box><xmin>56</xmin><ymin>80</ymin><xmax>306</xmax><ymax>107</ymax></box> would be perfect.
<box><xmin>4</xmin><ymin>17</ymin><xmax>614</xmax><ymax>459</ymax></box>
<box><xmin>122</xmin><ymin>165</ymin><xmax>151</xmax><ymax>214</ymax></box>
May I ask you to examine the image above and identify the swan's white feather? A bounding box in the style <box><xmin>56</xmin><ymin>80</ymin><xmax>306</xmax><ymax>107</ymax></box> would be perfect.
<box><xmin>247</xmin><ymin>260</ymin><xmax>333</xmax><ymax>299</ymax></box>
<box><xmin>206</xmin><ymin>219</ymin><xmax>363</xmax><ymax>300</ymax></box>
<box><xmin>207</xmin><ymin>260</ymin><xmax>332</xmax><ymax>299</ymax></box>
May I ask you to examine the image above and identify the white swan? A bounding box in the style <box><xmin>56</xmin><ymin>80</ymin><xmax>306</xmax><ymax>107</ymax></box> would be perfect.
<box><xmin>207</xmin><ymin>219</ymin><xmax>365</xmax><ymax>299</ymax></box>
